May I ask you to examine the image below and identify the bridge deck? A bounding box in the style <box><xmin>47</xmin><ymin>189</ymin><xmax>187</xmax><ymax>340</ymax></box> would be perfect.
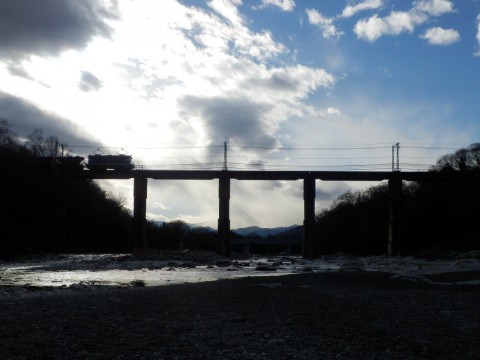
<box><xmin>12</xmin><ymin>169</ymin><xmax>466</xmax><ymax>182</ymax></box>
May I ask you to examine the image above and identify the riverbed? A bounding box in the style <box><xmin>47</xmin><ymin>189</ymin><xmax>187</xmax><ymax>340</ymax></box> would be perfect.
<box><xmin>2</xmin><ymin>251</ymin><xmax>480</xmax><ymax>291</ymax></box>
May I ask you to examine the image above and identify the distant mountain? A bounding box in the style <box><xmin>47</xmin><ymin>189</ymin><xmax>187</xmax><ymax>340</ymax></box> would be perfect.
<box><xmin>272</xmin><ymin>225</ymin><xmax>303</xmax><ymax>239</ymax></box>
<box><xmin>151</xmin><ymin>220</ymin><xmax>215</xmax><ymax>232</ymax></box>
<box><xmin>151</xmin><ymin>221</ymin><xmax>300</xmax><ymax>238</ymax></box>
<box><xmin>232</xmin><ymin>225</ymin><xmax>300</xmax><ymax>238</ymax></box>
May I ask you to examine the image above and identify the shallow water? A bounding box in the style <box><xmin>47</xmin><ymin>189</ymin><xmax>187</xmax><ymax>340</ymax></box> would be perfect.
<box><xmin>1</xmin><ymin>252</ymin><xmax>480</xmax><ymax>288</ymax></box>
<box><xmin>0</xmin><ymin>254</ymin><xmax>330</xmax><ymax>288</ymax></box>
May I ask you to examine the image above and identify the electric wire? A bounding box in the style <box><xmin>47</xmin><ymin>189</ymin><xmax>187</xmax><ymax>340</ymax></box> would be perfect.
<box><xmin>60</xmin><ymin>141</ymin><xmax>467</xmax><ymax>172</ymax></box>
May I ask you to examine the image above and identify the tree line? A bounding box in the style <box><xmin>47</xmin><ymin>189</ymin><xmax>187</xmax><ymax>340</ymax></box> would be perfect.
<box><xmin>315</xmin><ymin>143</ymin><xmax>480</xmax><ymax>256</ymax></box>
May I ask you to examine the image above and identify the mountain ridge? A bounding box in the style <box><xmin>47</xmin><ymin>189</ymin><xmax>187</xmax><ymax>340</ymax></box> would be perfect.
<box><xmin>152</xmin><ymin>221</ymin><xmax>302</xmax><ymax>238</ymax></box>
<box><xmin>232</xmin><ymin>225</ymin><xmax>300</xmax><ymax>238</ymax></box>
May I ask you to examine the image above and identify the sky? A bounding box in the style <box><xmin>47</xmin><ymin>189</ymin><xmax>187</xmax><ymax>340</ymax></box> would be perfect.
<box><xmin>1</xmin><ymin>0</ymin><xmax>479</xmax><ymax>229</ymax></box>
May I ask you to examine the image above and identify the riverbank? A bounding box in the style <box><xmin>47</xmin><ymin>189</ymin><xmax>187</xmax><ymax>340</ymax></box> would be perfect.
<box><xmin>1</xmin><ymin>271</ymin><xmax>479</xmax><ymax>359</ymax></box>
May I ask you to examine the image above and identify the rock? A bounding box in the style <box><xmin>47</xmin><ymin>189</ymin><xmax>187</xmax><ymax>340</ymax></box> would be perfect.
<box><xmin>255</xmin><ymin>264</ymin><xmax>277</xmax><ymax>271</ymax></box>
<box><xmin>69</xmin><ymin>283</ymin><xmax>86</xmax><ymax>290</ymax></box>
<box><xmin>130</xmin><ymin>280</ymin><xmax>145</xmax><ymax>287</ymax></box>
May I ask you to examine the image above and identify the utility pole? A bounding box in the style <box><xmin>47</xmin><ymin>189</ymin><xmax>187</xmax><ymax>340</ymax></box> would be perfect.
<box><xmin>223</xmin><ymin>141</ymin><xmax>228</xmax><ymax>171</ymax></box>
<box><xmin>392</xmin><ymin>142</ymin><xmax>400</xmax><ymax>172</ymax></box>
<box><xmin>396</xmin><ymin>142</ymin><xmax>400</xmax><ymax>172</ymax></box>
<box><xmin>392</xmin><ymin>145</ymin><xmax>395</xmax><ymax>172</ymax></box>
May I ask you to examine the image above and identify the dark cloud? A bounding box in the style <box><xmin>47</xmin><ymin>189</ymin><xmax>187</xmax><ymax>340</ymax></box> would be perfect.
<box><xmin>263</xmin><ymin>180</ymin><xmax>350</xmax><ymax>202</ymax></box>
<box><xmin>316</xmin><ymin>182</ymin><xmax>351</xmax><ymax>202</ymax></box>
<box><xmin>6</xmin><ymin>63</ymin><xmax>33</xmax><ymax>79</ymax></box>
<box><xmin>178</xmin><ymin>95</ymin><xmax>278</xmax><ymax>150</ymax></box>
<box><xmin>0</xmin><ymin>91</ymin><xmax>99</xmax><ymax>151</ymax></box>
<box><xmin>250</xmin><ymin>72</ymin><xmax>300</xmax><ymax>93</ymax></box>
<box><xmin>78</xmin><ymin>71</ymin><xmax>102</xmax><ymax>92</ymax></box>
<box><xmin>0</xmin><ymin>0</ymin><xmax>119</xmax><ymax>60</ymax></box>
<box><xmin>6</xmin><ymin>63</ymin><xmax>51</xmax><ymax>87</ymax></box>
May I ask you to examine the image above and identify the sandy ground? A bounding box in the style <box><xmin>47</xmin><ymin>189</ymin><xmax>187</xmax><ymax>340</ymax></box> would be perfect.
<box><xmin>1</xmin><ymin>270</ymin><xmax>479</xmax><ymax>359</ymax></box>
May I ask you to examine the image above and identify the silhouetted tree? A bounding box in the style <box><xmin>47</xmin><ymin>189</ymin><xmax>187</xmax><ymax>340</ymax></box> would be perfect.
<box><xmin>146</xmin><ymin>220</ymin><xmax>217</xmax><ymax>251</ymax></box>
<box><xmin>0</xmin><ymin>123</ymin><xmax>133</xmax><ymax>259</ymax></box>
<box><xmin>433</xmin><ymin>143</ymin><xmax>480</xmax><ymax>171</ymax></box>
<box><xmin>315</xmin><ymin>143</ymin><xmax>480</xmax><ymax>256</ymax></box>
<box><xmin>0</xmin><ymin>119</ymin><xmax>22</xmax><ymax>156</ymax></box>
<box><xmin>25</xmin><ymin>129</ymin><xmax>63</xmax><ymax>157</ymax></box>
<box><xmin>315</xmin><ymin>184</ymin><xmax>389</xmax><ymax>255</ymax></box>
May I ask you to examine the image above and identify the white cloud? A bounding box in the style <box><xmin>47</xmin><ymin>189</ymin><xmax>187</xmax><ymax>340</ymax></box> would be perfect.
<box><xmin>327</xmin><ymin>107</ymin><xmax>341</xmax><ymax>115</ymax></box>
<box><xmin>354</xmin><ymin>0</ymin><xmax>455</xmax><ymax>42</ymax></box>
<box><xmin>341</xmin><ymin>0</ymin><xmax>383</xmax><ymax>18</ymax></box>
<box><xmin>413</xmin><ymin>0</ymin><xmax>455</xmax><ymax>16</ymax></box>
<box><xmin>354</xmin><ymin>15</ymin><xmax>389</xmax><ymax>42</ymax></box>
<box><xmin>421</xmin><ymin>27</ymin><xmax>460</xmax><ymax>45</ymax></box>
<box><xmin>208</xmin><ymin>0</ymin><xmax>244</xmax><ymax>26</ymax></box>
<box><xmin>259</xmin><ymin>0</ymin><xmax>295</xmax><ymax>12</ymax></box>
<box><xmin>306</xmin><ymin>9</ymin><xmax>343</xmax><ymax>39</ymax></box>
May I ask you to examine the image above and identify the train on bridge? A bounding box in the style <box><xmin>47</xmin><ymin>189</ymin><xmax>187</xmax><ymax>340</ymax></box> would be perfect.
<box><xmin>86</xmin><ymin>154</ymin><xmax>135</xmax><ymax>171</ymax></box>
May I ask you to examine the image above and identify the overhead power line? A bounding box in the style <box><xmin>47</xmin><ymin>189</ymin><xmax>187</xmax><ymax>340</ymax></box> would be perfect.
<box><xmin>63</xmin><ymin>140</ymin><xmax>462</xmax><ymax>172</ymax></box>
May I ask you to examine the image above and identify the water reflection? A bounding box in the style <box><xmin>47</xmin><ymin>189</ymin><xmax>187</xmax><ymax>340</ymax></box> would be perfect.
<box><xmin>1</xmin><ymin>252</ymin><xmax>479</xmax><ymax>289</ymax></box>
<box><xmin>0</xmin><ymin>253</ymin><xmax>337</xmax><ymax>288</ymax></box>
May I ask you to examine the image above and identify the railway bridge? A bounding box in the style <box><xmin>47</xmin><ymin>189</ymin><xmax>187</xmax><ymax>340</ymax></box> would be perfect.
<box><xmin>39</xmin><ymin>169</ymin><xmax>463</xmax><ymax>259</ymax></box>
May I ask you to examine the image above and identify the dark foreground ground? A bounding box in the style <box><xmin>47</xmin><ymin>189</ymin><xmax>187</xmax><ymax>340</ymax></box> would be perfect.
<box><xmin>1</xmin><ymin>271</ymin><xmax>479</xmax><ymax>359</ymax></box>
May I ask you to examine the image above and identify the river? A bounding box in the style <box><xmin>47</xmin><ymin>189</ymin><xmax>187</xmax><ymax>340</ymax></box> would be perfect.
<box><xmin>1</xmin><ymin>251</ymin><xmax>480</xmax><ymax>290</ymax></box>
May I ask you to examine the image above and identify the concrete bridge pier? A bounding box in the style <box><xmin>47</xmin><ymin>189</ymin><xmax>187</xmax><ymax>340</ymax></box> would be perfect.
<box><xmin>133</xmin><ymin>177</ymin><xmax>148</xmax><ymax>253</ymax></box>
<box><xmin>217</xmin><ymin>172</ymin><xmax>230</xmax><ymax>256</ymax></box>
<box><xmin>303</xmin><ymin>176</ymin><xmax>316</xmax><ymax>259</ymax></box>
<box><xmin>388</xmin><ymin>176</ymin><xmax>403</xmax><ymax>256</ymax></box>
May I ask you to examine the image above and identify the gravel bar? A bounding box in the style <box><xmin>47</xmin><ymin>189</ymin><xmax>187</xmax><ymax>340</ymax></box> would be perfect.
<box><xmin>1</xmin><ymin>271</ymin><xmax>479</xmax><ymax>359</ymax></box>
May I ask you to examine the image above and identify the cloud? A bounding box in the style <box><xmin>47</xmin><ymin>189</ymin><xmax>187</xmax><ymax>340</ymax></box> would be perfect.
<box><xmin>421</xmin><ymin>27</ymin><xmax>460</xmax><ymax>45</ymax></box>
<box><xmin>78</xmin><ymin>71</ymin><xmax>103</xmax><ymax>92</ymax></box>
<box><xmin>354</xmin><ymin>0</ymin><xmax>455</xmax><ymax>42</ymax></box>
<box><xmin>247</xmin><ymin>65</ymin><xmax>336</xmax><ymax>99</ymax></box>
<box><xmin>306</xmin><ymin>9</ymin><xmax>343</xmax><ymax>39</ymax></box>
<box><xmin>258</xmin><ymin>0</ymin><xmax>295</xmax><ymax>12</ymax></box>
<box><xmin>327</xmin><ymin>107</ymin><xmax>341</xmax><ymax>115</ymax></box>
<box><xmin>207</xmin><ymin>0</ymin><xmax>244</xmax><ymax>26</ymax></box>
<box><xmin>78</xmin><ymin>71</ymin><xmax>102</xmax><ymax>92</ymax></box>
<box><xmin>0</xmin><ymin>0</ymin><xmax>118</xmax><ymax>61</ymax></box>
<box><xmin>316</xmin><ymin>182</ymin><xmax>351</xmax><ymax>202</ymax></box>
<box><xmin>178</xmin><ymin>95</ymin><xmax>278</xmax><ymax>150</ymax></box>
<box><xmin>354</xmin><ymin>12</ymin><xmax>426</xmax><ymax>42</ymax></box>
<box><xmin>0</xmin><ymin>91</ymin><xmax>95</xmax><ymax>146</ymax></box>
<box><xmin>175</xmin><ymin>61</ymin><xmax>335</xmax><ymax>157</ymax></box>
<box><xmin>341</xmin><ymin>0</ymin><xmax>383</xmax><ymax>18</ymax></box>
<box><xmin>5</xmin><ymin>63</ymin><xmax>51</xmax><ymax>88</ymax></box>
<box><xmin>183</xmin><ymin>1</ymin><xmax>285</xmax><ymax>62</ymax></box>
<box><xmin>413</xmin><ymin>0</ymin><xmax>454</xmax><ymax>16</ymax></box>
